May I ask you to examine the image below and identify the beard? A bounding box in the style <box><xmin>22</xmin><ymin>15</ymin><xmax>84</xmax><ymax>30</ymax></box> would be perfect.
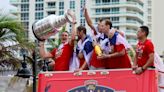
<box><xmin>61</xmin><ymin>38</ymin><xmax>68</xmax><ymax>43</ymax></box>
<box><xmin>137</xmin><ymin>36</ymin><xmax>142</xmax><ymax>40</ymax></box>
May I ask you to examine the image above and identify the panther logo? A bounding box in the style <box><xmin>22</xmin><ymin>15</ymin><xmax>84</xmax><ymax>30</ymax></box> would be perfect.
<box><xmin>68</xmin><ymin>80</ymin><xmax>115</xmax><ymax>92</ymax></box>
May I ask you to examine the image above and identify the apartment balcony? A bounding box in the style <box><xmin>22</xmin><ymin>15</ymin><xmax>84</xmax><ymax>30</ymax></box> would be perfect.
<box><xmin>21</xmin><ymin>2</ymin><xmax>29</xmax><ymax>4</ymax></box>
<box><xmin>92</xmin><ymin>12</ymin><xmax>143</xmax><ymax>22</ymax></box>
<box><xmin>126</xmin><ymin>20</ymin><xmax>142</xmax><ymax>27</ymax></box>
<box><xmin>10</xmin><ymin>0</ymin><xmax>29</xmax><ymax>5</ymax></box>
<box><xmin>45</xmin><ymin>0</ymin><xmax>57</xmax><ymax>2</ymax></box>
<box><xmin>92</xmin><ymin>2</ymin><xmax>143</xmax><ymax>13</ymax></box>
<box><xmin>127</xmin><ymin>39</ymin><xmax>137</xmax><ymax>46</ymax></box>
<box><xmin>126</xmin><ymin>12</ymin><xmax>143</xmax><ymax>22</ymax></box>
<box><xmin>20</xmin><ymin>11</ymin><xmax>29</xmax><ymax>14</ymax></box>
<box><xmin>21</xmin><ymin>19</ymin><xmax>29</xmax><ymax>22</ymax></box>
<box><xmin>45</xmin><ymin>6</ymin><xmax>57</xmax><ymax>12</ymax></box>
<box><xmin>111</xmin><ymin>20</ymin><xmax>142</xmax><ymax>29</ymax></box>
<box><xmin>10</xmin><ymin>0</ymin><xmax>21</xmax><ymax>5</ymax></box>
<box><xmin>125</xmin><ymin>30</ymin><xmax>137</xmax><ymax>37</ymax></box>
<box><xmin>9</xmin><ymin>8</ymin><xmax>20</xmax><ymax>14</ymax></box>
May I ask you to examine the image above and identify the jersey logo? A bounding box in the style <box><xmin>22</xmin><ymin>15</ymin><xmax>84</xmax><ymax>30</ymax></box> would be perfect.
<box><xmin>136</xmin><ymin>45</ymin><xmax>144</xmax><ymax>58</ymax></box>
<box><xmin>68</xmin><ymin>80</ymin><xmax>116</xmax><ymax>92</ymax></box>
<box><xmin>44</xmin><ymin>80</ymin><xmax>126</xmax><ymax>92</ymax></box>
<box><xmin>55</xmin><ymin>49</ymin><xmax>63</xmax><ymax>59</ymax></box>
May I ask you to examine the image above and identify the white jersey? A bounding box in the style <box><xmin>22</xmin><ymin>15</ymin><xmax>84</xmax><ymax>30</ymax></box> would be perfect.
<box><xmin>93</xmin><ymin>25</ymin><xmax>111</xmax><ymax>54</ymax></box>
<box><xmin>109</xmin><ymin>28</ymin><xmax>132</xmax><ymax>50</ymax></box>
<box><xmin>69</xmin><ymin>36</ymin><xmax>93</xmax><ymax>71</ymax></box>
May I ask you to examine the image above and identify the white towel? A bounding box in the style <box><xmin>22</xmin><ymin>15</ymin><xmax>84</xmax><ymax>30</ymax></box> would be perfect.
<box><xmin>154</xmin><ymin>52</ymin><xmax>164</xmax><ymax>72</ymax></box>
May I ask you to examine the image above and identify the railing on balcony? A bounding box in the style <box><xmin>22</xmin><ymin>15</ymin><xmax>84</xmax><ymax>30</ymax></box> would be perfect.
<box><xmin>93</xmin><ymin>11</ymin><xmax>143</xmax><ymax>21</ymax></box>
<box><xmin>9</xmin><ymin>9</ymin><xmax>20</xmax><ymax>14</ymax></box>
<box><xmin>94</xmin><ymin>11</ymin><xmax>143</xmax><ymax>16</ymax></box>
<box><xmin>125</xmin><ymin>30</ymin><xmax>137</xmax><ymax>36</ymax></box>
<box><xmin>94</xmin><ymin>1</ymin><xmax>143</xmax><ymax>8</ymax></box>
<box><xmin>111</xmin><ymin>20</ymin><xmax>142</xmax><ymax>27</ymax></box>
<box><xmin>10</xmin><ymin>0</ymin><xmax>21</xmax><ymax>4</ymax></box>
<box><xmin>45</xmin><ymin>6</ymin><xmax>56</xmax><ymax>10</ymax></box>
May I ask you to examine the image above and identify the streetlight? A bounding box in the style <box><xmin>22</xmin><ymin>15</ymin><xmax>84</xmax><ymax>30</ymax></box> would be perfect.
<box><xmin>16</xmin><ymin>49</ymin><xmax>31</xmax><ymax>78</ymax></box>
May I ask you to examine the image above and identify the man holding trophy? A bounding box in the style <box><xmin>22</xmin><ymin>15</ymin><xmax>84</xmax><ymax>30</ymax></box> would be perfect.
<box><xmin>36</xmin><ymin>10</ymin><xmax>76</xmax><ymax>71</ymax></box>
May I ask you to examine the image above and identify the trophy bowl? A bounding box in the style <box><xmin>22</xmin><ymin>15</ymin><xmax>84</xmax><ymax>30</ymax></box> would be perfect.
<box><xmin>32</xmin><ymin>9</ymin><xmax>75</xmax><ymax>41</ymax></box>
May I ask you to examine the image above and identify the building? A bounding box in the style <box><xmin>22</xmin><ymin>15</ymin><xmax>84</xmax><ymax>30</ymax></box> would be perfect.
<box><xmin>10</xmin><ymin>0</ymin><xmax>144</xmax><ymax>47</ymax></box>
<box><xmin>143</xmin><ymin>0</ymin><xmax>152</xmax><ymax>39</ymax></box>
<box><xmin>87</xmin><ymin>0</ymin><xmax>144</xmax><ymax>46</ymax></box>
<box><xmin>0</xmin><ymin>1</ymin><xmax>19</xmax><ymax>19</ymax></box>
<box><xmin>152</xmin><ymin>0</ymin><xmax>164</xmax><ymax>56</ymax></box>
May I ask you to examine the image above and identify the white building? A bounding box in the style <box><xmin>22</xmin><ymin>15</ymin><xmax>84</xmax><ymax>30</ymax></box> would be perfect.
<box><xmin>152</xmin><ymin>0</ymin><xmax>164</xmax><ymax>56</ymax></box>
<box><xmin>143</xmin><ymin>0</ymin><xmax>152</xmax><ymax>39</ymax></box>
<box><xmin>10</xmin><ymin>0</ymin><xmax>145</xmax><ymax>47</ymax></box>
<box><xmin>86</xmin><ymin>0</ymin><xmax>144</xmax><ymax>46</ymax></box>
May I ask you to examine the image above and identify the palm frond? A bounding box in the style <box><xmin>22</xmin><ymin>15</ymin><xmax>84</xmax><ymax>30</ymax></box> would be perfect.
<box><xmin>0</xmin><ymin>15</ymin><xmax>35</xmax><ymax>69</ymax></box>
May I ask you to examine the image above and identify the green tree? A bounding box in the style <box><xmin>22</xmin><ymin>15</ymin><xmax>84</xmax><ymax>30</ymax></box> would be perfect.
<box><xmin>0</xmin><ymin>16</ymin><xmax>34</xmax><ymax>69</ymax></box>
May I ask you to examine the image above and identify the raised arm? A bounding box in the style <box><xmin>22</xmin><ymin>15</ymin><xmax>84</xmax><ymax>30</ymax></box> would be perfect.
<box><xmin>69</xmin><ymin>23</ymin><xmax>76</xmax><ymax>46</ymax></box>
<box><xmin>84</xmin><ymin>7</ymin><xmax>97</xmax><ymax>35</ymax></box>
<box><xmin>39</xmin><ymin>41</ymin><xmax>53</xmax><ymax>59</ymax></box>
<box><xmin>67</xmin><ymin>10</ymin><xmax>76</xmax><ymax>46</ymax></box>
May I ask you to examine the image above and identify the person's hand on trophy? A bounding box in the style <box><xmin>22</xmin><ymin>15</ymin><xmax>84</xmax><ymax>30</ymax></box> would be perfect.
<box><xmin>40</xmin><ymin>28</ymin><xmax>59</xmax><ymax>42</ymax></box>
<box><xmin>67</xmin><ymin>9</ymin><xmax>76</xmax><ymax>24</ymax></box>
<box><xmin>97</xmin><ymin>53</ymin><xmax>107</xmax><ymax>60</ymax></box>
<box><xmin>32</xmin><ymin>9</ymin><xmax>76</xmax><ymax>42</ymax></box>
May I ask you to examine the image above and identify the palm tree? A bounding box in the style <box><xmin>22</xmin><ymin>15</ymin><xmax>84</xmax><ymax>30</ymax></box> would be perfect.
<box><xmin>0</xmin><ymin>15</ymin><xmax>34</xmax><ymax>70</ymax></box>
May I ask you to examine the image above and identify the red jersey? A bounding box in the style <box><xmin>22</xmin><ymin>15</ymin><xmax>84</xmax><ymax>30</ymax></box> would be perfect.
<box><xmin>106</xmin><ymin>44</ymin><xmax>131</xmax><ymax>69</ymax></box>
<box><xmin>136</xmin><ymin>39</ymin><xmax>154</xmax><ymax>67</ymax></box>
<box><xmin>90</xmin><ymin>50</ymin><xmax>105</xmax><ymax>68</ymax></box>
<box><xmin>78</xmin><ymin>58</ymin><xmax>88</xmax><ymax>70</ymax></box>
<box><xmin>51</xmin><ymin>43</ymin><xmax>73</xmax><ymax>71</ymax></box>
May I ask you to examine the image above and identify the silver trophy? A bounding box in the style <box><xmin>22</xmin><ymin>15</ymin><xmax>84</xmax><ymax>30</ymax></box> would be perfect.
<box><xmin>32</xmin><ymin>9</ymin><xmax>75</xmax><ymax>41</ymax></box>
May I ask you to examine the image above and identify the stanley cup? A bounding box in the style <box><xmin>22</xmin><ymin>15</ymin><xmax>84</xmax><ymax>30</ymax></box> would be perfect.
<box><xmin>32</xmin><ymin>9</ymin><xmax>75</xmax><ymax>41</ymax></box>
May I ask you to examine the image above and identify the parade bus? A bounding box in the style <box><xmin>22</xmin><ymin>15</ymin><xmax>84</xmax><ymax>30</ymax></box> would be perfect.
<box><xmin>33</xmin><ymin>9</ymin><xmax>164</xmax><ymax>92</ymax></box>
<box><xmin>37</xmin><ymin>68</ymin><xmax>164</xmax><ymax>92</ymax></box>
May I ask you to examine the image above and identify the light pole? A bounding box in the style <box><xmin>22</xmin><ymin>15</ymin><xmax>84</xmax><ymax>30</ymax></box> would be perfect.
<box><xmin>16</xmin><ymin>49</ymin><xmax>31</xmax><ymax>78</ymax></box>
<box><xmin>32</xmin><ymin>50</ymin><xmax>37</xmax><ymax>92</ymax></box>
<box><xmin>15</xmin><ymin>48</ymin><xmax>38</xmax><ymax>92</ymax></box>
